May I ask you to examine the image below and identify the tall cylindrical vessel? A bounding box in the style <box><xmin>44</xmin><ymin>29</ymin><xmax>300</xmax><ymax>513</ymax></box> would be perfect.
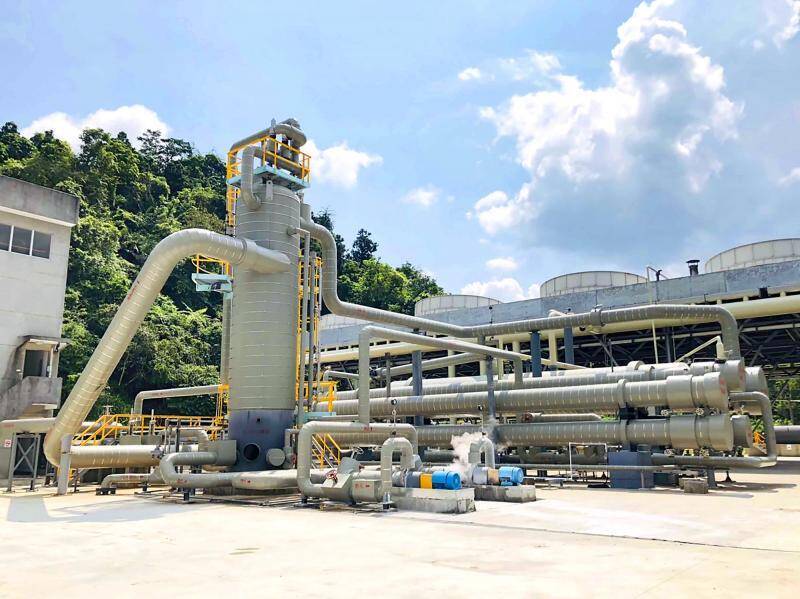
<box><xmin>229</xmin><ymin>183</ymin><xmax>300</xmax><ymax>469</ymax></box>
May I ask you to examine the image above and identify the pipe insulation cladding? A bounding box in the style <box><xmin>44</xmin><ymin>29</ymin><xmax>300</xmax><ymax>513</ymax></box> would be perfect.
<box><xmin>333</xmin><ymin>360</ymin><xmax>748</xmax><ymax>402</ymax></box>
<box><xmin>227</xmin><ymin>160</ymin><xmax>301</xmax><ymax>470</ymax></box>
<box><xmin>326</xmin><ymin>415</ymin><xmax>734</xmax><ymax>451</ymax></box>
<box><xmin>42</xmin><ymin>229</ymin><xmax>289</xmax><ymax>468</ymax></box>
<box><xmin>325</xmin><ymin>373</ymin><xmax>729</xmax><ymax>418</ymax></box>
<box><xmin>299</xmin><ymin>218</ymin><xmax>741</xmax><ymax>358</ymax></box>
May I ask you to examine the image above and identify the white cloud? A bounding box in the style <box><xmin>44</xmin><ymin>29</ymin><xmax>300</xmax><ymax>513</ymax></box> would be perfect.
<box><xmin>461</xmin><ymin>277</ymin><xmax>532</xmax><ymax>302</ymax></box>
<box><xmin>472</xmin><ymin>0</ymin><xmax>779</xmax><ymax>265</ymax></box>
<box><xmin>22</xmin><ymin>105</ymin><xmax>169</xmax><ymax>150</ymax></box>
<box><xmin>457</xmin><ymin>51</ymin><xmax>561</xmax><ymax>85</ymax></box>
<box><xmin>498</xmin><ymin>50</ymin><xmax>561</xmax><ymax>81</ymax></box>
<box><xmin>471</xmin><ymin>186</ymin><xmax>537</xmax><ymax>235</ymax></box>
<box><xmin>779</xmin><ymin>166</ymin><xmax>800</xmax><ymax>186</ymax></box>
<box><xmin>767</xmin><ymin>0</ymin><xmax>800</xmax><ymax>46</ymax></box>
<box><xmin>401</xmin><ymin>185</ymin><xmax>440</xmax><ymax>208</ymax></box>
<box><xmin>458</xmin><ymin>67</ymin><xmax>483</xmax><ymax>81</ymax></box>
<box><xmin>486</xmin><ymin>256</ymin><xmax>519</xmax><ymax>271</ymax></box>
<box><xmin>304</xmin><ymin>140</ymin><xmax>382</xmax><ymax>189</ymax></box>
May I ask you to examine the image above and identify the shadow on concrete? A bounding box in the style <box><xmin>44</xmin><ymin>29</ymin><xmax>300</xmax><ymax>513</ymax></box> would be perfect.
<box><xmin>2</xmin><ymin>493</ymin><xmax>208</xmax><ymax>524</ymax></box>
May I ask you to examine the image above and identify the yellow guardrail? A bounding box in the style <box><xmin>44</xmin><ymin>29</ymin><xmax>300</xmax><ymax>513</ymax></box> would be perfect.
<box><xmin>312</xmin><ymin>433</ymin><xmax>342</xmax><ymax>469</ymax></box>
<box><xmin>192</xmin><ymin>254</ymin><xmax>232</xmax><ymax>277</ymax></box>
<box><xmin>73</xmin><ymin>413</ymin><xmax>227</xmax><ymax>445</ymax></box>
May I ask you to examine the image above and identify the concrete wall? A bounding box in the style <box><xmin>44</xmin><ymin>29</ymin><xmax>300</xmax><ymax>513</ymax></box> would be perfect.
<box><xmin>0</xmin><ymin>177</ymin><xmax>77</xmax><ymax>394</ymax></box>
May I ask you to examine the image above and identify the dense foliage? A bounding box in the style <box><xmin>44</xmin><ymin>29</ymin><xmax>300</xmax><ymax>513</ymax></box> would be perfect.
<box><xmin>0</xmin><ymin>122</ymin><xmax>444</xmax><ymax>416</ymax></box>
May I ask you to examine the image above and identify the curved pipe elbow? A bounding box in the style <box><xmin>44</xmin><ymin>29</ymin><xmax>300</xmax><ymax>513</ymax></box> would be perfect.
<box><xmin>299</xmin><ymin>217</ymin><xmax>741</xmax><ymax>359</ymax></box>
<box><xmin>468</xmin><ymin>437</ymin><xmax>496</xmax><ymax>468</ymax></box>
<box><xmin>158</xmin><ymin>451</ymin><xmax>234</xmax><ymax>489</ymax></box>
<box><xmin>44</xmin><ymin>228</ymin><xmax>288</xmax><ymax>466</ymax></box>
<box><xmin>240</xmin><ymin>146</ymin><xmax>261</xmax><ymax>211</ymax></box>
<box><xmin>381</xmin><ymin>437</ymin><xmax>415</xmax><ymax>499</ymax></box>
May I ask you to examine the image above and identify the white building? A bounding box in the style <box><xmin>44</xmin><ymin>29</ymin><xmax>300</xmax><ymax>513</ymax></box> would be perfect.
<box><xmin>0</xmin><ymin>175</ymin><xmax>78</xmax><ymax>424</ymax></box>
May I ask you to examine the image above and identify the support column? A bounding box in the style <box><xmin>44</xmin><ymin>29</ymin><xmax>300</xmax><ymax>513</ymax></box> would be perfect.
<box><xmin>411</xmin><ymin>350</ymin><xmax>423</xmax><ymax>427</ymax></box>
<box><xmin>447</xmin><ymin>350</ymin><xmax>456</xmax><ymax>378</ymax></box>
<box><xmin>563</xmin><ymin>326</ymin><xmax>575</xmax><ymax>365</ymax></box>
<box><xmin>548</xmin><ymin>333</ymin><xmax>558</xmax><ymax>371</ymax></box>
<box><xmin>530</xmin><ymin>332</ymin><xmax>542</xmax><ymax>377</ymax></box>
<box><xmin>485</xmin><ymin>355</ymin><xmax>497</xmax><ymax>424</ymax></box>
<box><xmin>56</xmin><ymin>435</ymin><xmax>72</xmax><ymax>496</ymax></box>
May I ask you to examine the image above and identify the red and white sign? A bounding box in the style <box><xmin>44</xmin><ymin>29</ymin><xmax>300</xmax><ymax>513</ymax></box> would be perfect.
<box><xmin>2</xmin><ymin>439</ymin><xmax>11</xmax><ymax>449</ymax></box>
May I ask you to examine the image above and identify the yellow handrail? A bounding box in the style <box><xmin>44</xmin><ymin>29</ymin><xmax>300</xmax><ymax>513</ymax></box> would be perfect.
<box><xmin>72</xmin><ymin>413</ymin><xmax>225</xmax><ymax>445</ymax></box>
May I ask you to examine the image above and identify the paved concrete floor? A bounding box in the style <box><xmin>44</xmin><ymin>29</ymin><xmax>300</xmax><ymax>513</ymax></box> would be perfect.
<box><xmin>2</xmin><ymin>460</ymin><xmax>799</xmax><ymax>598</ymax></box>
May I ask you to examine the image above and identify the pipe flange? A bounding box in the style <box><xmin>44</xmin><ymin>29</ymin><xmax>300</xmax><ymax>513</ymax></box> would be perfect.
<box><xmin>614</xmin><ymin>379</ymin><xmax>628</xmax><ymax>408</ymax></box>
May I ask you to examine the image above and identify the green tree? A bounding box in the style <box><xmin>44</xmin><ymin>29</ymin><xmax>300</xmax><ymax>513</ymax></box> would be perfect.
<box><xmin>0</xmin><ymin>122</ymin><xmax>447</xmax><ymax>415</ymax></box>
<box><xmin>349</xmin><ymin>228</ymin><xmax>378</xmax><ymax>263</ymax></box>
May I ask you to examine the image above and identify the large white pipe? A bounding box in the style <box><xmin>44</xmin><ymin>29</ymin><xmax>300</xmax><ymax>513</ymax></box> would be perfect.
<box><xmin>300</xmin><ymin>218</ymin><xmax>741</xmax><ymax>358</ymax></box>
<box><xmin>653</xmin><ymin>392</ymin><xmax>777</xmax><ymax>469</ymax></box>
<box><xmin>319</xmin><ymin>295</ymin><xmax>800</xmax><ymax>365</ymax></box>
<box><xmin>357</xmin><ymin>325</ymin><xmax>528</xmax><ymax>424</ymax></box>
<box><xmin>296</xmin><ymin>420</ymin><xmax>418</xmax><ymax>501</ymax></box>
<box><xmin>131</xmin><ymin>385</ymin><xmax>222</xmax><ymax>417</ymax></box>
<box><xmin>43</xmin><ymin>228</ymin><xmax>290</xmax><ymax>467</ymax></box>
<box><xmin>329</xmin><ymin>373</ymin><xmax>729</xmax><ymax>418</ymax></box>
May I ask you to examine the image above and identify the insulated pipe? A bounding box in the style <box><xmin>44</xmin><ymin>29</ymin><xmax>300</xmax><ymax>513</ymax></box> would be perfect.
<box><xmin>43</xmin><ymin>228</ymin><xmax>290</xmax><ymax>467</ymax></box>
<box><xmin>296</xmin><ymin>420</ymin><xmax>418</xmax><ymax>500</ymax></box>
<box><xmin>469</xmin><ymin>436</ymin><xmax>496</xmax><ymax>468</ymax></box>
<box><xmin>521</xmin><ymin>413</ymin><xmax>603</xmax><ymax>422</ymax></box>
<box><xmin>158</xmin><ymin>451</ymin><xmax>236</xmax><ymax>489</ymax></box>
<box><xmin>375</xmin><ymin>352</ymin><xmax>480</xmax><ymax>378</ymax></box>
<box><xmin>301</xmin><ymin>217</ymin><xmax>741</xmax><ymax>358</ymax></box>
<box><xmin>321</xmin><ymin>340</ymin><xmax>584</xmax><ymax>369</ymax></box>
<box><xmin>100</xmin><ymin>472</ymin><xmax>163</xmax><ymax>490</ymax></box>
<box><xmin>775</xmin><ymin>426</ymin><xmax>800</xmax><ymax>445</ymax></box>
<box><xmin>357</xmin><ymin>325</ymin><xmax>527</xmax><ymax>423</ymax></box>
<box><xmin>652</xmin><ymin>392</ymin><xmax>777</xmax><ymax>468</ymax></box>
<box><xmin>322</xmin><ymin>369</ymin><xmax>360</xmax><ymax>382</ymax></box>
<box><xmin>328</xmin><ymin>373</ymin><xmax>729</xmax><ymax>418</ymax></box>
<box><xmin>131</xmin><ymin>385</ymin><xmax>222</xmax><ymax>417</ymax></box>
<box><xmin>297</xmin><ymin>228</ymin><xmax>312</xmax><ymax>428</ymax></box>
<box><xmin>229</xmin><ymin>119</ymin><xmax>307</xmax><ymax>152</ymax></box>
<box><xmin>220</xmin><ymin>295</ymin><xmax>232</xmax><ymax>386</ymax></box>
<box><xmin>334</xmin><ymin>360</ymin><xmax>747</xmax><ymax>402</ymax></box>
<box><xmin>380</xmin><ymin>436</ymin><xmax>415</xmax><ymax>503</ymax></box>
<box><xmin>334</xmin><ymin>363</ymin><xmax>682</xmax><ymax>401</ymax></box>
<box><xmin>230</xmin><ymin>470</ymin><xmax>304</xmax><ymax>491</ymax></box>
<box><xmin>240</xmin><ymin>146</ymin><xmax>261</xmax><ymax>210</ymax></box>
<box><xmin>328</xmin><ymin>416</ymin><xmax>733</xmax><ymax>451</ymax></box>
<box><xmin>167</xmin><ymin>428</ymin><xmax>209</xmax><ymax>443</ymax></box>
<box><xmin>67</xmin><ymin>445</ymin><xmax>163</xmax><ymax>469</ymax></box>
<box><xmin>520</xmin><ymin>463</ymin><xmax>678</xmax><ymax>472</ymax></box>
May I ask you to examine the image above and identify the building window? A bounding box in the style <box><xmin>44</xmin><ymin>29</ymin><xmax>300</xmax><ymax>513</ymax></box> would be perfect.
<box><xmin>10</xmin><ymin>226</ymin><xmax>32</xmax><ymax>255</ymax></box>
<box><xmin>32</xmin><ymin>231</ymin><xmax>51</xmax><ymax>259</ymax></box>
<box><xmin>0</xmin><ymin>223</ymin><xmax>10</xmax><ymax>251</ymax></box>
<box><xmin>0</xmin><ymin>222</ymin><xmax>52</xmax><ymax>259</ymax></box>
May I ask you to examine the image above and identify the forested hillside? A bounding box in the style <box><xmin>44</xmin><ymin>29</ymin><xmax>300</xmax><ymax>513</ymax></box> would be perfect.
<box><xmin>0</xmin><ymin>122</ymin><xmax>443</xmax><ymax>415</ymax></box>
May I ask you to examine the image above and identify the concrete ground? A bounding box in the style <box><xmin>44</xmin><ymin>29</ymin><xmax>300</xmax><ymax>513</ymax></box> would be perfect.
<box><xmin>2</xmin><ymin>460</ymin><xmax>799</xmax><ymax>598</ymax></box>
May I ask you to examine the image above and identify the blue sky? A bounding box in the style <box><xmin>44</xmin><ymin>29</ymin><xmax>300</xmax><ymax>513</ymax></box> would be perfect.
<box><xmin>3</xmin><ymin>0</ymin><xmax>799</xmax><ymax>301</ymax></box>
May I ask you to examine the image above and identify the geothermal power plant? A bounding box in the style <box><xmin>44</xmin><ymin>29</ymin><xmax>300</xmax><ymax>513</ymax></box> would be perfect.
<box><xmin>2</xmin><ymin>119</ymin><xmax>794</xmax><ymax>512</ymax></box>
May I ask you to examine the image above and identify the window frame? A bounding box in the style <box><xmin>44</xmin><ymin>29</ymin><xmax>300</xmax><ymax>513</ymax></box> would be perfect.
<box><xmin>0</xmin><ymin>222</ymin><xmax>10</xmax><ymax>252</ymax></box>
<box><xmin>32</xmin><ymin>230</ymin><xmax>52</xmax><ymax>259</ymax></box>
<box><xmin>0</xmin><ymin>222</ymin><xmax>52</xmax><ymax>260</ymax></box>
<box><xmin>10</xmin><ymin>225</ymin><xmax>33</xmax><ymax>255</ymax></box>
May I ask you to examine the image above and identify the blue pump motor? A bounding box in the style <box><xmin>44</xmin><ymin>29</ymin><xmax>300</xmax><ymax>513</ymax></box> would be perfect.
<box><xmin>431</xmin><ymin>471</ymin><xmax>462</xmax><ymax>490</ymax></box>
<box><xmin>498</xmin><ymin>466</ymin><xmax>524</xmax><ymax>486</ymax></box>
